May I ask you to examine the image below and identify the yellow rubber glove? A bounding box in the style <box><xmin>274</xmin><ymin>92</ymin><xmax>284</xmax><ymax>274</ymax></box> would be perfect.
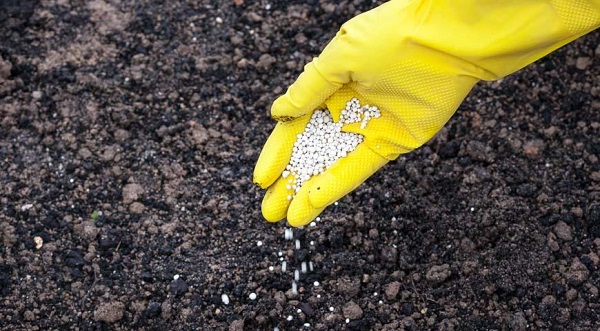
<box><xmin>254</xmin><ymin>0</ymin><xmax>600</xmax><ymax>227</ymax></box>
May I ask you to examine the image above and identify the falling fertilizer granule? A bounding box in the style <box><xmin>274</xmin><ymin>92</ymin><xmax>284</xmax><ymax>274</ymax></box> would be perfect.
<box><xmin>283</xmin><ymin>98</ymin><xmax>380</xmax><ymax>197</ymax></box>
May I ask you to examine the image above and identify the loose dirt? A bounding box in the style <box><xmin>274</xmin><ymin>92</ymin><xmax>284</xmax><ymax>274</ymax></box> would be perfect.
<box><xmin>1</xmin><ymin>1</ymin><xmax>599</xmax><ymax>330</ymax></box>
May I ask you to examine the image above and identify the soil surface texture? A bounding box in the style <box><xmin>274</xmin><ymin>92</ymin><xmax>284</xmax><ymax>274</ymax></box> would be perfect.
<box><xmin>1</xmin><ymin>1</ymin><xmax>600</xmax><ymax>330</ymax></box>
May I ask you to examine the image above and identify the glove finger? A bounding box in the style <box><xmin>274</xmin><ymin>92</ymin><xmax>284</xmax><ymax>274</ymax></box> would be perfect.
<box><xmin>271</xmin><ymin>48</ymin><xmax>353</xmax><ymax>121</ymax></box>
<box><xmin>253</xmin><ymin>117</ymin><xmax>310</xmax><ymax>189</ymax></box>
<box><xmin>308</xmin><ymin>143</ymin><xmax>388</xmax><ymax>209</ymax></box>
<box><xmin>262</xmin><ymin>171</ymin><xmax>327</xmax><ymax>226</ymax></box>
<box><xmin>287</xmin><ymin>144</ymin><xmax>387</xmax><ymax>227</ymax></box>
<box><xmin>286</xmin><ymin>181</ymin><xmax>326</xmax><ymax>227</ymax></box>
<box><xmin>261</xmin><ymin>174</ymin><xmax>296</xmax><ymax>222</ymax></box>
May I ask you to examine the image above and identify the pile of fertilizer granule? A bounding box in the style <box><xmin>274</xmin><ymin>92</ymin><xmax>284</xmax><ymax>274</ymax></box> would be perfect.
<box><xmin>282</xmin><ymin>98</ymin><xmax>381</xmax><ymax>199</ymax></box>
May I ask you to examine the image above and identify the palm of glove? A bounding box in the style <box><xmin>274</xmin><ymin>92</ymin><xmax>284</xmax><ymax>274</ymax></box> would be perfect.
<box><xmin>254</xmin><ymin>86</ymin><xmax>389</xmax><ymax>227</ymax></box>
<box><xmin>255</xmin><ymin>71</ymin><xmax>475</xmax><ymax>227</ymax></box>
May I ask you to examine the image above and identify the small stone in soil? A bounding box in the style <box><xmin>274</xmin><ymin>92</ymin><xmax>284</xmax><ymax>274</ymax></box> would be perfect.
<box><xmin>33</xmin><ymin>236</ymin><xmax>43</xmax><ymax>249</ymax></box>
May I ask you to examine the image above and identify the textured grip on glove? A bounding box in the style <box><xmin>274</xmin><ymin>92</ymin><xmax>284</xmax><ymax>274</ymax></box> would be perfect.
<box><xmin>551</xmin><ymin>0</ymin><xmax>600</xmax><ymax>34</ymax></box>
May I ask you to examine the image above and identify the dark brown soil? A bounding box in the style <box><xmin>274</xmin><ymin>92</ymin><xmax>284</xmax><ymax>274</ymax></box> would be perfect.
<box><xmin>1</xmin><ymin>1</ymin><xmax>599</xmax><ymax>330</ymax></box>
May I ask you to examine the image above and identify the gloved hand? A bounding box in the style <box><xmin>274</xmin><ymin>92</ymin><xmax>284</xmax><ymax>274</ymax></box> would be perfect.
<box><xmin>254</xmin><ymin>0</ymin><xmax>600</xmax><ymax>227</ymax></box>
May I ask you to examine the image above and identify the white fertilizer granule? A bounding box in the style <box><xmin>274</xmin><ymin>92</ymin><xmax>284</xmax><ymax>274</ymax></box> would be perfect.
<box><xmin>221</xmin><ymin>294</ymin><xmax>229</xmax><ymax>305</ymax></box>
<box><xmin>283</xmin><ymin>98</ymin><xmax>380</xmax><ymax>196</ymax></box>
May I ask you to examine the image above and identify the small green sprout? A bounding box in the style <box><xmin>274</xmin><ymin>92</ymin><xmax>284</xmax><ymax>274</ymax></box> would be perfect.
<box><xmin>91</xmin><ymin>210</ymin><xmax>100</xmax><ymax>222</ymax></box>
